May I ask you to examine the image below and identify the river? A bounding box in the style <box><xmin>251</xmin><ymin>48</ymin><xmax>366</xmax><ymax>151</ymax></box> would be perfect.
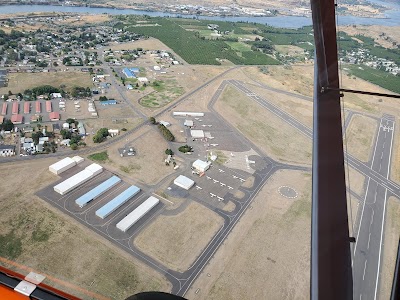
<box><xmin>0</xmin><ymin>4</ymin><xmax>400</xmax><ymax>28</ymax></box>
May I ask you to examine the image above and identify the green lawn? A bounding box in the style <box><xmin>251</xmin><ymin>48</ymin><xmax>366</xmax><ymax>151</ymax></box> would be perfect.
<box><xmin>225</xmin><ymin>41</ymin><xmax>252</xmax><ymax>52</ymax></box>
<box><xmin>88</xmin><ymin>151</ymin><xmax>109</xmax><ymax>162</ymax></box>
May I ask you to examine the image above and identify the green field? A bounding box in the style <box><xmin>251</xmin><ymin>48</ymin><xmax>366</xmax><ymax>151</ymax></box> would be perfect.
<box><xmin>123</xmin><ymin>18</ymin><xmax>280</xmax><ymax>65</ymax></box>
<box><xmin>225</xmin><ymin>41</ymin><xmax>252</xmax><ymax>52</ymax></box>
<box><xmin>88</xmin><ymin>151</ymin><xmax>109</xmax><ymax>162</ymax></box>
<box><xmin>347</xmin><ymin>65</ymin><xmax>400</xmax><ymax>94</ymax></box>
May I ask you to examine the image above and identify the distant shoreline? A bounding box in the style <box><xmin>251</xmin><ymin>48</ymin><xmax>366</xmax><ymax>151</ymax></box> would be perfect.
<box><xmin>0</xmin><ymin>1</ymin><xmax>392</xmax><ymax>20</ymax></box>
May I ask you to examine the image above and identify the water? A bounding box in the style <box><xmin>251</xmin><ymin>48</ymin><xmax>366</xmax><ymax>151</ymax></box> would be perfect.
<box><xmin>0</xmin><ymin>4</ymin><xmax>399</xmax><ymax>28</ymax></box>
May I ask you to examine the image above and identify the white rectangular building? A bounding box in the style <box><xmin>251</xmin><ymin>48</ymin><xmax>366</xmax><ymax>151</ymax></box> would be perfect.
<box><xmin>72</xmin><ymin>156</ymin><xmax>84</xmax><ymax>164</ymax></box>
<box><xmin>116</xmin><ymin>196</ymin><xmax>160</xmax><ymax>232</ymax></box>
<box><xmin>85</xmin><ymin>163</ymin><xmax>103</xmax><ymax>176</ymax></box>
<box><xmin>49</xmin><ymin>157</ymin><xmax>76</xmax><ymax>175</ymax></box>
<box><xmin>54</xmin><ymin>169</ymin><xmax>94</xmax><ymax>195</ymax></box>
<box><xmin>190</xmin><ymin>130</ymin><xmax>205</xmax><ymax>139</ymax></box>
<box><xmin>173</xmin><ymin>112</ymin><xmax>204</xmax><ymax>117</ymax></box>
<box><xmin>174</xmin><ymin>175</ymin><xmax>195</xmax><ymax>190</ymax></box>
<box><xmin>192</xmin><ymin>159</ymin><xmax>211</xmax><ymax>173</ymax></box>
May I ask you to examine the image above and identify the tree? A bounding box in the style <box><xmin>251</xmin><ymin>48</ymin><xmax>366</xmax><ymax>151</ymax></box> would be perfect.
<box><xmin>93</xmin><ymin>133</ymin><xmax>104</xmax><ymax>143</ymax></box>
<box><xmin>149</xmin><ymin>116</ymin><xmax>156</xmax><ymax>124</ymax></box>
<box><xmin>70</xmin><ymin>143</ymin><xmax>78</xmax><ymax>150</ymax></box>
<box><xmin>65</xmin><ymin>118</ymin><xmax>75</xmax><ymax>124</ymax></box>
<box><xmin>60</xmin><ymin>129</ymin><xmax>72</xmax><ymax>139</ymax></box>
<box><xmin>178</xmin><ymin>144</ymin><xmax>193</xmax><ymax>153</ymax></box>
<box><xmin>0</xmin><ymin>119</ymin><xmax>13</xmax><ymax>131</ymax></box>
<box><xmin>165</xmin><ymin>149</ymin><xmax>174</xmax><ymax>155</ymax></box>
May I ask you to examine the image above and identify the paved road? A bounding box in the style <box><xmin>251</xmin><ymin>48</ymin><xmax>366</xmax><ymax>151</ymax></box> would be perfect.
<box><xmin>353</xmin><ymin>115</ymin><xmax>395</xmax><ymax>300</ymax></box>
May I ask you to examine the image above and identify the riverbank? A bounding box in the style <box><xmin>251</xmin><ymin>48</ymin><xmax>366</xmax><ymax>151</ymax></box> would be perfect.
<box><xmin>0</xmin><ymin>4</ymin><xmax>399</xmax><ymax>28</ymax></box>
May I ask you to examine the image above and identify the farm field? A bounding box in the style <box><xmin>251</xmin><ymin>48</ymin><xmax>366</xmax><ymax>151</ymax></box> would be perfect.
<box><xmin>185</xmin><ymin>170</ymin><xmax>311</xmax><ymax>300</ymax></box>
<box><xmin>346</xmin><ymin>65</ymin><xmax>400</xmax><ymax>94</ymax></box>
<box><xmin>0</xmin><ymin>72</ymin><xmax>93</xmax><ymax>95</ymax></box>
<box><xmin>122</xmin><ymin>17</ymin><xmax>281</xmax><ymax>65</ymax></box>
<box><xmin>0</xmin><ymin>159</ymin><xmax>170</xmax><ymax>299</ymax></box>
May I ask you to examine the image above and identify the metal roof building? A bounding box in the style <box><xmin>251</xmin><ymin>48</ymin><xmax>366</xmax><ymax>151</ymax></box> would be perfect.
<box><xmin>49</xmin><ymin>112</ymin><xmax>60</xmax><ymax>121</ymax></box>
<box><xmin>46</xmin><ymin>101</ymin><xmax>52</xmax><ymax>113</ymax></box>
<box><xmin>72</xmin><ymin>156</ymin><xmax>84</xmax><ymax>164</ymax></box>
<box><xmin>173</xmin><ymin>112</ymin><xmax>204</xmax><ymax>117</ymax></box>
<box><xmin>192</xmin><ymin>159</ymin><xmax>211</xmax><ymax>173</ymax></box>
<box><xmin>23</xmin><ymin>102</ymin><xmax>30</xmax><ymax>114</ymax></box>
<box><xmin>96</xmin><ymin>185</ymin><xmax>141</xmax><ymax>219</ymax></box>
<box><xmin>116</xmin><ymin>196</ymin><xmax>159</xmax><ymax>232</ymax></box>
<box><xmin>75</xmin><ymin>176</ymin><xmax>121</xmax><ymax>208</ymax></box>
<box><xmin>174</xmin><ymin>175</ymin><xmax>195</xmax><ymax>190</ymax></box>
<box><xmin>1</xmin><ymin>103</ymin><xmax>7</xmax><ymax>115</ymax></box>
<box><xmin>12</xmin><ymin>102</ymin><xmax>18</xmax><ymax>115</ymax></box>
<box><xmin>100</xmin><ymin>100</ymin><xmax>117</xmax><ymax>106</ymax></box>
<box><xmin>54</xmin><ymin>169</ymin><xmax>93</xmax><ymax>195</ymax></box>
<box><xmin>53</xmin><ymin>163</ymin><xmax>103</xmax><ymax>195</ymax></box>
<box><xmin>11</xmin><ymin>114</ymin><xmax>23</xmax><ymax>124</ymax></box>
<box><xmin>190</xmin><ymin>130</ymin><xmax>205</xmax><ymax>139</ymax></box>
<box><xmin>35</xmin><ymin>101</ymin><xmax>41</xmax><ymax>113</ymax></box>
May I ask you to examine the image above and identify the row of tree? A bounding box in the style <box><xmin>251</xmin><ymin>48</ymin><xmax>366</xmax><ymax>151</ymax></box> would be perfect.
<box><xmin>93</xmin><ymin>128</ymin><xmax>109</xmax><ymax>143</ymax></box>
<box><xmin>157</xmin><ymin>124</ymin><xmax>175</xmax><ymax>142</ymax></box>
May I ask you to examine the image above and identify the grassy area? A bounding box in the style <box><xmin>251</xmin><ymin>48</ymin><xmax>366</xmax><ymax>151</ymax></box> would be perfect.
<box><xmin>346</xmin><ymin>65</ymin><xmax>400</xmax><ymax>94</ymax></box>
<box><xmin>345</xmin><ymin>115</ymin><xmax>378</xmax><ymax>162</ymax></box>
<box><xmin>211</xmin><ymin>150</ymin><xmax>228</xmax><ymax>165</ymax></box>
<box><xmin>189</xmin><ymin>170</ymin><xmax>311</xmax><ymax>300</ymax></box>
<box><xmin>88</xmin><ymin>151</ymin><xmax>109</xmax><ymax>162</ymax></box>
<box><xmin>125</xmin><ymin>18</ymin><xmax>280</xmax><ymax>65</ymax></box>
<box><xmin>0</xmin><ymin>72</ymin><xmax>93</xmax><ymax>95</ymax></box>
<box><xmin>134</xmin><ymin>202</ymin><xmax>224</xmax><ymax>272</ymax></box>
<box><xmin>119</xmin><ymin>163</ymin><xmax>141</xmax><ymax>173</ymax></box>
<box><xmin>225</xmin><ymin>41</ymin><xmax>252</xmax><ymax>52</ymax></box>
<box><xmin>140</xmin><ymin>79</ymin><xmax>185</xmax><ymax>108</ymax></box>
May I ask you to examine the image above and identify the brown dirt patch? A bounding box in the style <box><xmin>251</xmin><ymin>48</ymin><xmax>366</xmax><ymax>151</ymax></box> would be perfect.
<box><xmin>134</xmin><ymin>202</ymin><xmax>224</xmax><ymax>272</ymax></box>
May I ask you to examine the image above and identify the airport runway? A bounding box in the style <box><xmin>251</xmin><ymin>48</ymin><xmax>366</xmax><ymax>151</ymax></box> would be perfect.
<box><xmin>353</xmin><ymin>116</ymin><xmax>395</xmax><ymax>300</ymax></box>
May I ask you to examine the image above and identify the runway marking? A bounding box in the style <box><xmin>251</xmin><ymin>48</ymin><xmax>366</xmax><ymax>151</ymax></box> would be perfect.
<box><xmin>387</xmin><ymin>120</ymin><xmax>395</xmax><ymax>179</ymax></box>
<box><xmin>363</xmin><ymin>260</ymin><xmax>367</xmax><ymax>281</ymax></box>
<box><xmin>367</xmin><ymin>233</ymin><xmax>371</xmax><ymax>249</ymax></box>
<box><xmin>374</xmin><ymin>188</ymin><xmax>388</xmax><ymax>300</ymax></box>
<box><xmin>371</xmin><ymin>119</ymin><xmax>384</xmax><ymax>168</ymax></box>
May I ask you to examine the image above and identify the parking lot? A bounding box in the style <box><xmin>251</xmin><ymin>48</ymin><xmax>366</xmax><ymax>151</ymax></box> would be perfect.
<box><xmin>36</xmin><ymin>161</ymin><xmax>165</xmax><ymax>241</ymax></box>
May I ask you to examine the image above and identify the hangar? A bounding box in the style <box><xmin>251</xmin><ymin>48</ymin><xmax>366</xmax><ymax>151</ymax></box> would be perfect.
<box><xmin>49</xmin><ymin>157</ymin><xmax>76</xmax><ymax>175</ymax></box>
<box><xmin>75</xmin><ymin>175</ymin><xmax>121</xmax><ymax>208</ymax></box>
<box><xmin>192</xmin><ymin>159</ymin><xmax>211</xmax><ymax>173</ymax></box>
<box><xmin>173</xmin><ymin>112</ymin><xmax>204</xmax><ymax>117</ymax></box>
<box><xmin>53</xmin><ymin>163</ymin><xmax>103</xmax><ymax>195</ymax></box>
<box><xmin>190</xmin><ymin>130</ymin><xmax>205</xmax><ymax>139</ymax></box>
<box><xmin>96</xmin><ymin>185</ymin><xmax>141</xmax><ymax>219</ymax></box>
<box><xmin>116</xmin><ymin>196</ymin><xmax>160</xmax><ymax>232</ymax></box>
<box><xmin>174</xmin><ymin>175</ymin><xmax>195</xmax><ymax>190</ymax></box>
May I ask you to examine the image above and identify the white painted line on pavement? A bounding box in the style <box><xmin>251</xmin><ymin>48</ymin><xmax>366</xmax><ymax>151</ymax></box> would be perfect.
<box><xmin>387</xmin><ymin>120</ymin><xmax>395</xmax><ymax>179</ymax></box>
<box><xmin>363</xmin><ymin>260</ymin><xmax>367</xmax><ymax>281</ymax></box>
<box><xmin>367</xmin><ymin>233</ymin><xmax>371</xmax><ymax>249</ymax></box>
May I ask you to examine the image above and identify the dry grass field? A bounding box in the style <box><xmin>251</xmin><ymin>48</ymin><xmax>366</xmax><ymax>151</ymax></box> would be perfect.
<box><xmin>249</xmin><ymin>84</ymin><xmax>313</xmax><ymax>128</ymax></box>
<box><xmin>345</xmin><ymin>114</ymin><xmax>378</xmax><ymax>163</ymax></box>
<box><xmin>215</xmin><ymin>85</ymin><xmax>312</xmax><ymax>165</ymax></box>
<box><xmin>391</xmin><ymin>121</ymin><xmax>400</xmax><ymax>183</ymax></box>
<box><xmin>339</xmin><ymin>25</ymin><xmax>400</xmax><ymax>49</ymax></box>
<box><xmin>346</xmin><ymin>166</ymin><xmax>366</xmax><ymax>197</ymax></box>
<box><xmin>185</xmin><ymin>170</ymin><xmax>311</xmax><ymax>300</ymax></box>
<box><xmin>134</xmin><ymin>202</ymin><xmax>224</xmax><ymax>272</ymax></box>
<box><xmin>379</xmin><ymin>196</ymin><xmax>400</xmax><ymax>300</ymax></box>
<box><xmin>0</xmin><ymin>159</ymin><xmax>170</xmax><ymax>300</ymax></box>
<box><xmin>0</xmin><ymin>72</ymin><xmax>93</xmax><ymax>95</ymax></box>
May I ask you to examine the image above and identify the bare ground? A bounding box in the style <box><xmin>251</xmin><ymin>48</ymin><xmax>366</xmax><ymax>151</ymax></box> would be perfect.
<box><xmin>345</xmin><ymin>114</ymin><xmax>378</xmax><ymax>163</ymax></box>
<box><xmin>0</xmin><ymin>159</ymin><xmax>170</xmax><ymax>299</ymax></box>
<box><xmin>215</xmin><ymin>85</ymin><xmax>312</xmax><ymax>165</ymax></box>
<box><xmin>379</xmin><ymin>196</ymin><xmax>400</xmax><ymax>300</ymax></box>
<box><xmin>346</xmin><ymin>166</ymin><xmax>366</xmax><ymax>197</ymax></box>
<box><xmin>390</xmin><ymin>120</ymin><xmax>400</xmax><ymax>184</ymax></box>
<box><xmin>185</xmin><ymin>170</ymin><xmax>311</xmax><ymax>300</ymax></box>
<box><xmin>134</xmin><ymin>201</ymin><xmax>224</xmax><ymax>272</ymax></box>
